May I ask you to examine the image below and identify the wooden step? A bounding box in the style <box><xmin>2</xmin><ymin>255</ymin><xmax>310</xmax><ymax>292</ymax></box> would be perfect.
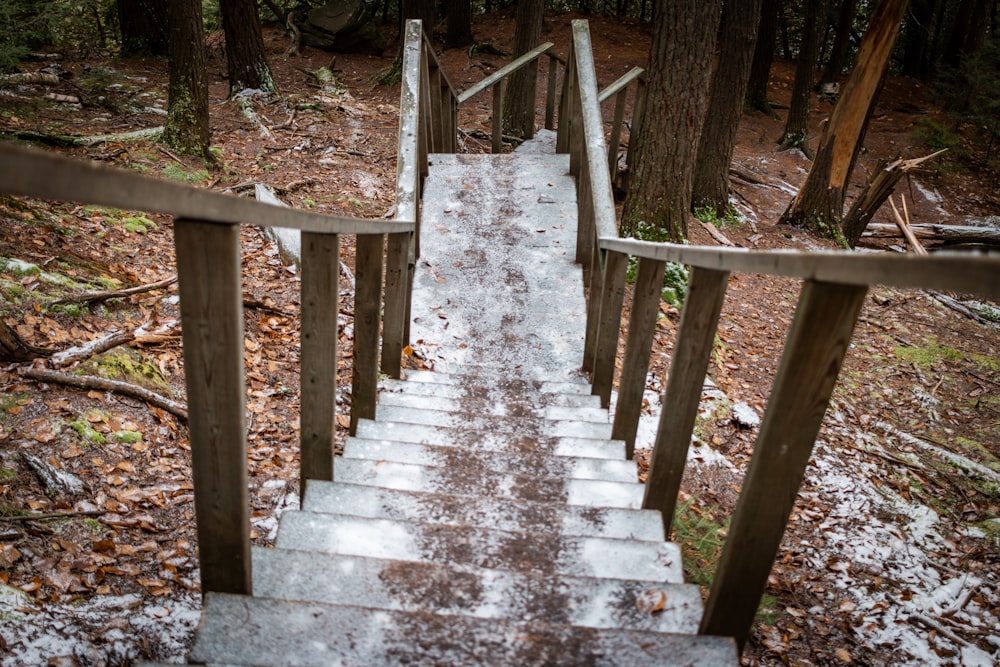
<box><xmin>373</xmin><ymin>405</ymin><xmax>612</xmax><ymax>438</ymax></box>
<box><xmin>342</xmin><ymin>438</ymin><xmax>637</xmax><ymax>481</ymax></box>
<box><xmin>252</xmin><ymin>547</ymin><xmax>705</xmax><ymax>633</ymax></box>
<box><xmin>302</xmin><ymin>481</ymin><xmax>665</xmax><ymax>541</ymax></box>
<box><xmin>354</xmin><ymin>419</ymin><xmax>627</xmax><ymax>459</ymax></box>
<box><xmin>378</xmin><ymin>381</ymin><xmax>602</xmax><ymax>409</ymax></box>
<box><xmin>190</xmin><ymin>593</ymin><xmax>739</xmax><ymax>666</ymax></box>
<box><xmin>275</xmin><ymin>510</ymin><xmax>683</xmax><ymax>582</ymax></box>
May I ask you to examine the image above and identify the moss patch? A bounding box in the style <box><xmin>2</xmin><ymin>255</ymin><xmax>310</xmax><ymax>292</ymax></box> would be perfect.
<box><xmin>75</xmin><ymin>347</ymin><xmax>171</xmax><ymax>395</ymax></box>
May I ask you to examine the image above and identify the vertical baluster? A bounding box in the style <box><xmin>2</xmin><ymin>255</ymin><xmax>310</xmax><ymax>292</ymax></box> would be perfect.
<box><xmin>382</xmin><ymin>231</ymin><xmax>410</xmax><ymax>379</ymax></box>
<box><xmin>607</xmin><ymin>87</ymin><xmax>628</xmax><ymax>178</ymax></box>
<box><xmin>556</xmin><ymin>41</ymin><xmax>575</xmax><ymax>154</ymax></box>
<box><xmin>351</xmin><ymin>233</ymin><xmax>384</xmax><ymax>435</ymax></box>
<box><xmin>612</xmin><ymin>256</ymin><xmax>666</xmax><ymax>456</ymax></box>
<box><xmin>591</xmin><ymin>250</ymin><xmax>628</xmax><ymax>407</ymax></box>
<box><xmin>492</xmin><ymin>80</ymin><xmax>504</xmax><ymax>153</ymax></box>
<box><xmin>582</xmin><ymin>242</ymin><xmax>603</xmax><ymax>375</ymax></box>
<box><xmin>701</xmin><ymin>280</ymin><xmax>867</xmax><ymax>648</ymax></box>
<box><xmin>174</xmin><ymin>218</ymin><xmax>250</xmax><ymax>596</ymax></box>
<box><xmin>545</xmin><ymin>55</ymin><xmax>558</xmax><ymax>130</ymax></box>
<box><xmin>300</xmin><ymin>231</ymin><xmax>340</xmax><ymax>491</ymax></box>
<box><xmin>643</xmin><ymin>267</ymin><xmax>728</xmax><ymax>530</ymax></box>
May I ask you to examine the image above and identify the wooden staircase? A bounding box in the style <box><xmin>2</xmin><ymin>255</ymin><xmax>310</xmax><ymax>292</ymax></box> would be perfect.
<box><xmin>152</xmin><ymin>135</ymin><xmax>737</xmax><ymax>665</ymax></box>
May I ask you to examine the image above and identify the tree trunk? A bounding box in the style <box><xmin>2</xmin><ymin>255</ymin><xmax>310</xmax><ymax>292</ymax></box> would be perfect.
<box><xmin>943</xmin><ymin>0</ymin><xmax>977</xmax><ymax>67</ymax></box>
<box><xmin>692</xmin><ymin>0</ymin><xmax>763</xmax><ymax>215</ymax></box>
<box><xmin>402</xmin><ymin>0</ymin><xmax>435</xmax><ymax>37</ymax></box>
<box><xmin>163</xmin><ymin>0</ymin><xmax>212</xmax><ymax>161</ymax></box>
<box><xmin>621</xmin><ymin>0</ymin><xmax>723</xmax><ymax>242</ymax></box>
<box><xmin>778</xmin><ymin>0</ymin><xmax>827</xmax><ymax>155</ymax></box>
<box><xmin>900</xmin><ymin>0</ymin><xmax>936</xmax><ymax>79</ymax></box>
<box><xmin>745</xmin><ymin>0</ymin><xmax>779</xmax><ymax>115</ymax></box>
<box><xmin>820</xmin><ymin>0</ymin><xmax>859</xmax><ymax>84</ymax></box>
<box><xmin>781</xmin><ymin>0</ymin><xmax>910</xmax><ymax>237</ymax></box>
<box><xmin>445</xmin><ymin>0</ymin><xmax>474</xmax><ymax>48</ymax></box>
<box><xmin>502</xmin><ymin>0</ymin><xmax>544</xmax><ymax>139</ymax></box>
<box><xmin>117</xmin><ymin>0</ymin><xmax>168</xmax><ymax>56</ymax></box>
<box><xmin>220</xmin><ymin>0</ymin><xmax>278</xmax><ymax>96</ymax></box>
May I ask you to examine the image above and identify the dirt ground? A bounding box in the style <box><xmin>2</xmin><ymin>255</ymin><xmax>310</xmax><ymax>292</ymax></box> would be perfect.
<box><xmin>0</xmin><ymin>10</ymin><xmax>997</xmax><ymax>666</ymax></box>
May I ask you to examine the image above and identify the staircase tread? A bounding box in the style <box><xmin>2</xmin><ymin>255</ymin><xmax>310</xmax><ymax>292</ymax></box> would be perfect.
<box><xmin>302</xmin><ymin>481</ymin><xmax>666</xmax><ymax>541</ymax></box>
<box><xmin>374</xmin><ymin>404</ymin><xmax>613</xmax><ymax>438</ymax></box>
<box><xmin>333</xmin><ymin>457</ymin><xmax>643</xmax><ymax>507</ymax></box>
<box><xmin>252</xmin><ymin>547</ymin><xmax>703</xmax><ymax>633</ymax></box>
<box><xmin>378</xmin><ymin>385</ymin><xmax>602</xmax><ymax>410</ymax></box>
<box><xmin>397</xmin><ymin>368</ymin><xmax>592</xmax><ymax>391</ymax></box>
<box><xmin>342</xmin><ymin>437</ymin><xmax>637</xmax><ymax>481</ymax></box>
<box><xmin>275</xmin><ymin>510</ymin><xmax>683</xmax><ymax>582</ymax></box>
<box><xmin>191</xmin><ymin>593</ymin><xmax>739</xmax><ymax>667</ymax></box>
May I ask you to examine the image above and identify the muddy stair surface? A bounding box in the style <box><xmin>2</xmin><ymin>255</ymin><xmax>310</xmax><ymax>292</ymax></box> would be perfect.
<box><xmin>167</xmin><ymin>134</ymin><xmax>738</xmax><ymax>666</ymax></box>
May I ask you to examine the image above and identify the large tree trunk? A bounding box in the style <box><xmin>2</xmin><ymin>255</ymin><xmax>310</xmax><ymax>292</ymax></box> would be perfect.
<box><xmin>900</xmin><ymin>0</ymin><xmax>936</xmax><ymax>79</ymax></box>
<box><xmin>778</xmin><ymin>0</ymin><xmax>828</xmax><ymax>155</ymax></box>
<box><xmin>745</xmin><ymin>0</ymin><xmax>779</xmax><ymax>115</ymax></box>
<box><xmin>445</xmin><ymin>0</ymin><xmax>473</xmax><ymax>48</ymax></box>
<box><xmin>781</xmin><ymin>0</ymin><xmax>910</xmax><ymax>238</ymax></box>
<box><xmin>117</xmin><ymin>0</ymin><xmax>168</xmax><ymax>56</ymax></box>
<box><xmin>820</xmin><ymin>0</ymin><xmax>859</xmax><ymax>84</ymax></box>
<box><xmin>220</xmin><ymin>0</ymin><xmax>278</xmax><ymax>96</ymax></box>
<box><xmin>402</xmin><ymin>0</ymin><xmax>435</xmax><ymax>38</ymax></box>
<box><xmin>621</xmin><ymin>0</ymin><xmax>723</xmax><ymax>242</ymax></box>
<box><xmin>692</xmin><ymin>0</ymin><xmax>763</xmax><ymax>216</ymax></box>
<box><xmin>163</xmin><ymin>0</ymin><xmax>212</xmax><ymax>160</ymax></box>
<box><xmin>502</xmin><ymin>0</ymin><xmax>544</xmax><ymax>139</ymax></box>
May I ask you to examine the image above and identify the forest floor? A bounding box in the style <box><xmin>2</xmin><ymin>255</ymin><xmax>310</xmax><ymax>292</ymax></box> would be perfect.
<box><xmin>0</xmin><ymin>9</ymin><xmax>998</xmax><ymax>667</ymax></box>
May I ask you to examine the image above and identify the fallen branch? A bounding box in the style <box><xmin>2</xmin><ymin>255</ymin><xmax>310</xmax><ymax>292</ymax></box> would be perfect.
<box><xmin>49</xmin><ymin>330</ymin><xmax>136</xmax><ymax>368</ymax></box>
<box><xmin>863</xmin><ymin>222</ymin><xmax>1000</xmax><ymax>246</ymax></box>
<box><xmin>699</xmin><ymin>220</ymin><xmax>736</xmax><ymax>247</ymax></box>
<box><xmin>50</xmin><ymin>276</ymin><xmax>177</xmax><ymax>307</ymax></box>
<box><xmin>20</xmin><ymin>367</ymin><xmax>188</xmax><ymax>421</ymax></box>
<box><xmin>0</xmin><ymin>319</ymin><xmax>52</xmax><ymax>362</ymax></box>
<box><xmin>13</xmin><ymin>126</ymin><xmax>163</xmax><ymax>148</ymax></box>
<box><xmin>908</xmin><ymin>613</ymin><xmax>972</xmax><ymax>649</ymax></box>
<box><xmin>888</xmin><ymin>195</ymin><xmax>927</xmax><ymax>255</ymax></box>
<box><xmin>236</xmin><ymin>95</ymin><xmax>273</xmax><ymax>139</ymax></box>
<box><xmin>928</xmin><ymin>291</ymin><xmax>1000</xmax><ymax>329</ymax></box>
<box><xmin>0</xmin><ymin>509</ymin><xmax>106</xmax><ymax>522</ymax></box>
<box><xmin>0</xmin><ymin>72</ymin><xmax>60</xmax><ymax>86</ymax></box>
<box><xmin>23</xmin><ymin>453</ymin><xmax>85</xmax><ymax>495</ymax></box>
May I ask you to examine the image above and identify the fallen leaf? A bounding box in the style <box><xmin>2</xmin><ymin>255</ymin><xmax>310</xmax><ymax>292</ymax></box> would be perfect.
<box><xmin>635</xmin><ymin>588</ymin><xmax>667</xmax><ymax>614</ymax></box>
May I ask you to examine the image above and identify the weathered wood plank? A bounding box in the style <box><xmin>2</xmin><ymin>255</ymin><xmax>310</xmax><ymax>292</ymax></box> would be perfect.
<box><xmin>395</xmin><ymin>20</ymin><xmax>423</xmax><ymax>227</ymax></box>
<box><xmin>643</xmin><ymin>268</ymin><xmax>729</xmax><ymax>531</ymax></box>
<box><xmin>299</xmin><ymin>231</ymin><xmax>339</xmax><ymax>492</ymax></box>
<box><xmin>582</xmin><ymin>244</ymin><xmax>603</xmax><ymax>375</ymax></box>
<box><xmin>173</xmin><ymin>219</ymin><xmax>250</xmax><ymax>596</ymax></box>
<box><xmin>600</xmin><ymin>237</ymin><xmax>1000</xmax><ymax>299</ymax></box>
<box><xmin>382</xmin><ymin>232</ymin><xmax>411</xmax><ymax>379</ymax></box>
<box><xmin>0</xmin><ymin>144</ymin><xmax>411</xmax><ymax>235</ymax></box>
<box><xmin>492</xmin><ymin>80</ymin><xmax>503</xmax><ymax>154</ymax></box>
<box><xmin>555</xmin><ymin>38</ymin><xmax>575</xmax><ymax>155</ymax></box>
<box><xmin>591</xmin><ymin>250</ymin><xmax>628</xmax><ymax>408</ymax></box>
<box><xmin>612</xmin><ymin>256</ymin><xmax>666</xmax><ymax>457</ymax></box>
<box><xmin>351</xmin><ymin>234</ymin><xmax>384</xmax><ymax>435</ymax></box>
<box><xmin>607</xmin><ymin>87</ymin><xmax>627</xmax><ymax>177</ymax></box>
<box><xmin>699</xmin><ymin>280</ymin><xmax>867</xmax><ymax>649</ymax></box>
<box><xmin>598</xmin><ymin>66</ymin><xmax>644</xmax><ymax>104</ymax></box>
<box><xmin>456</xmin><ymin>42</ymin><xmax>554</xmax><ymax>104</ymax></box>
<box><xmin>544</xmin><ymin>55</ymin><xmax>558</xmax><ymax>130</ymax></box>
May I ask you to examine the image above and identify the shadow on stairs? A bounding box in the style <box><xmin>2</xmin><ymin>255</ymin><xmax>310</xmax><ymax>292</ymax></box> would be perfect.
<box><xmin>145</xmin><ymin>132</ymin><xmax>738</xmax><ymax>666</ymax></box>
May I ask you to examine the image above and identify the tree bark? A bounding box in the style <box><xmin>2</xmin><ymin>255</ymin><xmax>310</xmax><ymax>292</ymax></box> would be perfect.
<box><xmin>621</xmin><ymin>0</ymin><xmax>723</xmax><ymax>241</ymax></box>
<box><xmin>820</xmin><ymin>0</ymin><xmax>859</xmax><ymax>84</ymax></box>
<box><xmin>745</xmin><ymin>0</ymin><xmax>779</xmax><ymax>115</ymax></box>
<box><xmin>445</xmin><ymin>0</ymin><xmax>474</xmax><ymax>48</ymax></box>
<box><xmin>900</xmin><ymin>0</ymin><xmax>936</xmax><ymax>79</ymax></box>
<box><xmin>781</xmin><ymin>0</ymin><xmax>911</xmax><ymax>237</ymax></box>
<box><xmin>402</xmin><ymin>0</ymin><xmax>435</xmax><ymax>37</ymax></box>
<box><xmin>778</xmin><ymin>0</ymin><xmax>828</xmax><ymax>155</ymax></box>
<box><xmin>692</xmin><ymin>0</ymin><xmax>763</xmax><ymax>215</ymax></box>
<box><xmin>502</xmin><ymin>0</ymin><xmax>544</xmax><ymax>139</ymax></box>
<box><xmin>117</xmin><ymin>0</ymin><xmax>168</xmax><ymax>56</ymax></box>
<box><xmin>220</xmin><ymin>0</ymin><xmax>278</xmax><ymax>96</ymax></box>
<box><xmin>163</xmin><ymin>0</ymin><xmax>212</xmax><ymax>160</ymax></box>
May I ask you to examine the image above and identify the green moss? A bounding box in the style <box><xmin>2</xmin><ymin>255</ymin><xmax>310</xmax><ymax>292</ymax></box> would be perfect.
<box><xmin>0</xmin><ymin>393</ymin><xmax>27</xmax><ymax>415</ymax></box>
<box><xmin>75</xmin><ymin>347</ymin><xmax>172</xmax><ymax>395</ymax></box>
<box><xmin>894</xmin><ymin>339</ymin><xmax>967</xmax><ymax>368</ymax></box>
<box><xmin>81</xmin><ymin>518</ymin><xmax>103</xmax><ymax>535</ymax></box>
<box><xmin>162</xmin><ymin>163</ymin><xmax>210</xmax><ymax>183</ymax></box>
<box><xmin>69</xmin><ymin>416</ymin><xmax>106</xmax><ymax>445</ymax></box>
<box><xmin>49</xmin><ymin>303</ymin><xmax>82</xmax><ymax>317</ymax></box>
<box><xmin>0</xmin><ymin>468</ymin><xmax>15</xmax><ymax>480</ymax></box>
<box><xmin>110</xmin><ymin>430</ymin><xmax>142</xmax><ymax>444</ymax></box>
<box><xmin>122</xmin><ymin>215</ymin><xmax>158</xmax><ymax>234</ymax></box>
<box><xmin>0</xmin><ymin>257</ymin><xmax>41</xmax><ymax>278</ymax></box>
<box><xmin>694</xmin><ymin>204</ymin><xmax>742</xmax><ymax>229</ymax></box>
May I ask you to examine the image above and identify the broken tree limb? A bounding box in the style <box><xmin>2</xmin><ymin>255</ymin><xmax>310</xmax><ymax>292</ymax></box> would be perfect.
<box><xmin>19</xmin><ymin>367</ymin><xmax>188</xmax><ymax>421</ymax></box>
<box><xmin>888</xmin><ymin>196</ymin><xmax>927</xmax><ymax>255</ymax></box>
<box><xmin>50</xmin><ymin>276</ymin><xmax>177</xmax><ymax>307</ymax></box>
<box><xmin>0</xmin><ymin>72</ymin><xmax>61</xmax><ymax>86</ymax></box>
<box><xmin>49</xmin><ymin>330</ymin><xmax>136</xmax><ymax>368</ymax></box>
<box><xmin>22</xmin><ymin>453</ymin><xmax>85</xmax><ymax>496</ymax></box>
<box><xmin>928</xmin><ymin>291</ymin><xmax>1000</xmax><ymax>329</ymax></box>
<box><xmin>862</xmin><ymin>222</ymin><xmax>1000</xmax><ymax>245</ymax></box>
<box><xmin>841</xmin><ymin>150</ymin><xmax>947</xmax><ymax>247</ymax></box>
<box><xmin>0</xmin><ymin>509</ymin><xmax>106</xmax><ymax>522</ymax></box>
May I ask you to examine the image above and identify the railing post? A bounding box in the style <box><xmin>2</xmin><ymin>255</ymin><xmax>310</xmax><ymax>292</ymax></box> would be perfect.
<box><xmin>556</xmin><ymin>40</ymin><xmax>575</xmax><ymax>154</ymax></box>
<box><xmin>382</xmin><ymin>231</ymin><xmax>410</xmax><ymax>379</ymax></box>
<box><xmin>492</xmin><ymin>80</ymin><xmax>504</xmax><ymax>153</ymax></box>
<box><xmin>700</xmin><ymin>280</ymin><xmax>867</xmax><ymax>650</ymax></box>
<box><xmin>351</xmin><ymin>233</ymin><xmax>384</xmax><ymax>435</ymax></box>
<box><xmin>545</xmin><ymin>54</ymin><xmax>558</xmax><ymax>131</ymax></box>
<box><xmin>591</xmin><ymin>250</ymin><xmax>628</xmax><ymax>408</ymax></box>
<box><xmin>607</xmin><ymin>87</ymin><xmax>628</xmax><ymax>177</ymax></box>
<box><xmin>300</xmin><ymin>231</ymin><xmax>340</xmax><ymax>491</ymax></box>
<box><xmin>173</xmin><ymin>219</ymin><xmax>250</xmax><ymax>596</ymax></box>
<box><xmin>582</xmin><ymin>242</ymin><xmax>603</xmax><ymax>375</ymax></box>
<box><xmin>643</xmin><ymin>267</ymin><xmax>728</xmax><ymax>530</ymax></box>
<box><xmin>612</xmin><ymin>256</ymin><xmax>666</xmax><ymax>457</ymax></box>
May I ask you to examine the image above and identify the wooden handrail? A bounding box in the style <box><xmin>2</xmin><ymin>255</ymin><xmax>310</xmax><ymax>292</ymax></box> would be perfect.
<box><xmin>0</xmin><ymin>144</ymin><xmax>411</xmax><ymax>235</ymax></box>
<box><xmin>456</xmin><ymin>42</ymin><xmax>554</xmax><ymax>104</ymax></box>
<box><xmin>598</xmin><ymin>66</ymin><xmax>644</xmax><ymax>104</ymax></box>
<box><xmin>599</xmin><ymin>236</ymin><xmax>1000</xmax><ymax>298</ymax></box>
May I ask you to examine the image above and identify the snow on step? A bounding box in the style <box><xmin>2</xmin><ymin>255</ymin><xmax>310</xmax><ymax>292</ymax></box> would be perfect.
<box><xmin>378</xmin><ymin>384</ymin><xmax>602</xmax><ymax>409</ymax></box>
<box><xmin>375</xmin><ymin>404</ymin><xmax>612</xmax><ymax>438</ymax></box>
<box><xmin>191</xmin><ymin>593</ymin><xmax>739</xmax><ymax>666</ymax></box>
<box><xmin>397</xmin><ymin>369</ymin><xmax>592</xmax><ymax>393</ymax></box>
<box><xmin>342</xmin><ymin>438</ymin><xmax>637</xmax><ymax>482</ymax></box>
<box><xmin>276</xmin><ymin>511</ymin><xmax>684</xmax><ymax>583</ymax></box>
<box><xmin>333</xmin><ymin>458</ymin><xmax>643</xmax><ymax>507</ymax></box>
<box><xmin>252</xmin><ymin>547</ymin><xmax>704</xmax><ymax>634</ymax></box>
<box><xmin>302</xmin><ymin>481</ymin><xmax>665</xmax><ymax>542</ymax></box>
<box><xmin>355</xmin><ymin>419</ymin><xmax>626</xmax><ymax>459</ymax></box>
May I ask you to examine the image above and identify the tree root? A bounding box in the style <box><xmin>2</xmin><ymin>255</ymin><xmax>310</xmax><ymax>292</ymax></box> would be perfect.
<box><xmin>20</xmin><ymin>367</ymin><xmax>188</xmax><ymax>421</ymax></box>
<box><xmin>50</xmin><ymin>276</ymin><xmax>177</xmax><ymax>307</ymax></box>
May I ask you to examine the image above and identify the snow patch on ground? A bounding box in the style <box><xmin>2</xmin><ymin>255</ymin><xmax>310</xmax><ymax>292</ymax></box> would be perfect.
<box><xmin>0</xmin><ymin>591</ymin><xmax>200</xmax><ymax>665</ymax></box>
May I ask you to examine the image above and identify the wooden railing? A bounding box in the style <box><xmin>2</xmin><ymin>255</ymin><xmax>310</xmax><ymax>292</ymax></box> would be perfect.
<box><xmin>0</xmin><ymin>130</ymin><xmax>413</xmax><ymax>595</ymax></box>
<box><xmin>558</xmin><ymin>19</ymin><xmax>1000</xmax><ymax>652</ymax></box>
